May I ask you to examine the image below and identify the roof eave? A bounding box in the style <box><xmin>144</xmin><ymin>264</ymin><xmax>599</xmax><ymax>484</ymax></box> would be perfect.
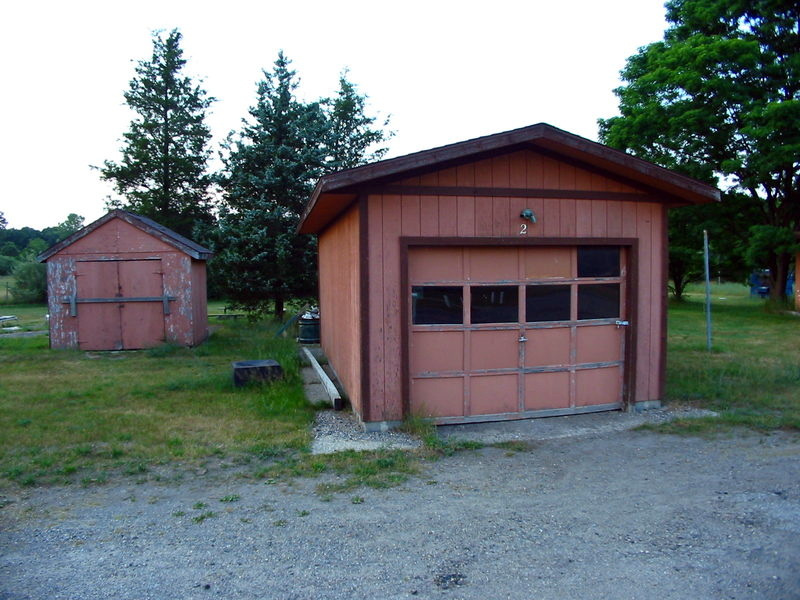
<box><xmin>297</xmin><ymin>123</ymin><xmax>721</xmax><ymax>233</ymax></box>
<box><xmin>37</xmin><ymin>209</ymin><xmax>213</xmax><ymax>262</ymax></box>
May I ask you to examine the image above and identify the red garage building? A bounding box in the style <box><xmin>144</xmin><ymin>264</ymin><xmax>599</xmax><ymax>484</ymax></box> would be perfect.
<box><xmin>39</xmin><ymin>210</ymin><xmax>212</xmax><ymax>351</ymax></box>
<box><xmin>299</xmin><ymin>124</ymin><xmax>719</xmax><ymax>430</ymax></box>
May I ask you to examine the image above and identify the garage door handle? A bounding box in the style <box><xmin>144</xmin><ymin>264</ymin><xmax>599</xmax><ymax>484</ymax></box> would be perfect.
<box><xmin>518</xmin><ymin>336</ymin><xmax>528</xmax><ymax>342</ymax></box>
<box><xmin>615</xmin><ymin>320</ymin><xmax>630</xmax><ymax>328</ymax></box>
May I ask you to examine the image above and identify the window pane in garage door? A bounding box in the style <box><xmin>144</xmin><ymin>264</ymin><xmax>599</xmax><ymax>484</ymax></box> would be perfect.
<box><xmin>471</xmin><ymin>286</ymin><xmax>518</xmax><ymax>323</ymax></box>
<box><xmin>578</xmin><ymin>246</ymin><xmax>620</xmax><ymax>277</ymax></box>
<box><xmin>578</xmin><ymin>284</ymin><xmax>620</xmax><ymax>319</ymax></box>
<box><xmin>526</xmin><ymin>285</ymin><xmax>571</xmax><ymax>322</ymax></box>
<box><xmin>412</xmin><ymin>286</ymin><xmax>463</xmax><ymax>324</ymax></box>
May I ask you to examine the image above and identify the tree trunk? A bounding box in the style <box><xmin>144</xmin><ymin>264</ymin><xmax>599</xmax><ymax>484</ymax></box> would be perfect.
<box><xmin>669</xmin><ymin>262</ymin><xmax>690</xmax><ymax>301</ymax></box>
<box><xmin>769</xmin><ymin>252</ymin><xmax>791</xmax><ymax>301</ymax></box>
<box><xmin>274</xmin><ymin>294</ymin><xmax>285</xmax><ymax>321</ymax></box>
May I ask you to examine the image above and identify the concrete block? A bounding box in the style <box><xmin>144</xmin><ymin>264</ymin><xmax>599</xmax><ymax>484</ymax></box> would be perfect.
<box><xmin>232</xmin><ymin>359</ymin><xmax>283</xmax><ymax>387</ymax></box>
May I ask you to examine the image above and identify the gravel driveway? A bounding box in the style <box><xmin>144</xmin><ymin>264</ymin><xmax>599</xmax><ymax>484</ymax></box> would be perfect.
<box><xmin>1</xmin><ymin>419</ymin><xmax>799</xmax><ymax>600</ymax></box>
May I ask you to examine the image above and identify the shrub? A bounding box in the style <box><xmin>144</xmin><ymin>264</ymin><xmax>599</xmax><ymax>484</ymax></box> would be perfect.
<box><xmin>0</xmin><ymin>255</ymin><xmax>17</xmax><ymax>276</ymax></box>
<box><xmin>11</xmin><ymin>262</ymin><xmax>47</xmax><ymax>303</ymax></box>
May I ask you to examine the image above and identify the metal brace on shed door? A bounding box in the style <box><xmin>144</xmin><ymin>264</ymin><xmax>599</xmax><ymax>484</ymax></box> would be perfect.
<box><xmin>63</xmin><ymin>294</ymin><xmax>177</xmax><ymax>317</ymax></box>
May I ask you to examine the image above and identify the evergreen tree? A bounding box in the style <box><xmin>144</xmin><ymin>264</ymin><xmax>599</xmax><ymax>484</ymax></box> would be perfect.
<box><xmin>214</xmin><ymin>55</ymin><xmax>392</xmax><ymax>319</ymax></box>
<box><xmin>216</xmin><ymin>52</ymin><xmax>327</xmax><ymax>319</ymax></box>
<box><xmin>100</xmin><ymin>29</ymin><xmax>215</xmax><ymax>238</ymax></box>
<box><xmin>0</xmin><ymin>212</ymin><xmax>6</xmax><ymax>230</ymax></box>
<box><xmin>324</xmin><ymin>71</ymin><xmax>392</xmax><ymax>171</ymax></box>
<box><xmin>599</xmin><ymin>0</ymin><xmax>800</xmax><ymax>299</ymax></box>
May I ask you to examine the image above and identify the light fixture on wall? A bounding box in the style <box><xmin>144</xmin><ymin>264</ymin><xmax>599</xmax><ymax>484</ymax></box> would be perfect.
<box><xmin>520</xmin><ymin>208</ymin><xmax>537</xmax><ymax>223</ymax></box>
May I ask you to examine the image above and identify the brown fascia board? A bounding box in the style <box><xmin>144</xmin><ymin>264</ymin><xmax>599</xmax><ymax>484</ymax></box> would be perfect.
<box><xmin>37</xmin><ymin>209</ymin><xmax>213</xmax><ymax>262</ymax></box>
<box><xmin>297</xmin><ymin>123</ymin><xmax>720</xmax><ymax>234</ymax></box>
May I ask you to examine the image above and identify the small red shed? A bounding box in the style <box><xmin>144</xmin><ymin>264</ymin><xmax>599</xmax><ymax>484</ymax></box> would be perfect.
<box><xmin>38</xmin><ymin>210</ymin><xmax>212</xmax><ymax>351</ymax></box>
<box><xmin>299</xmin><ymin>124</ymin><xmax>719</xmax><ymax>430</ymax></box>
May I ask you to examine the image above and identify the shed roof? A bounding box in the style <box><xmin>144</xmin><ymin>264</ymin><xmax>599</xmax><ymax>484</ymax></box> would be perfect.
<box><xmin>298</xmin><ymin>123</ymin><xmax>720</xmax><ymax>234</ymax></box>
<box><xmin>37</xmin><ymin>209</ymin><xmax>213</xmax><ymax>262</ymax></box>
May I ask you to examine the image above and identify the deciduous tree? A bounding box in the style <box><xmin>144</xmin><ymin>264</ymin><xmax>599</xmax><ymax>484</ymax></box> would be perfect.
<box><xmin>42</xmin><ymin>214</ymin><xmax>85</xmax><ymax>243</ymax></box>
<box><xmin>599</xmin><ymin>0</ymin><xmax>799</xmax><ymax>299</ymax></box>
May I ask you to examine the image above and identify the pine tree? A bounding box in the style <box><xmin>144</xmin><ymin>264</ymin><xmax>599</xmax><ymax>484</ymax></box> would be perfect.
<box><xmin>324</xmin><ymin>71</ymin><xmax>391</xmax><ymax>172</ymax></box>
<box><xmin>100</xmin><ymin>29</ymin><xmax>215</xmax><ymax>238</ymax></box>
<box><xmin>216</xmin><ymin>52</ymin><xmax>328</xmax><ymax>318</ymax></box>
<box><xmin>214</xmin><ymin>54</ymin><xmax>393</xmax><ymax>319</ymax></box>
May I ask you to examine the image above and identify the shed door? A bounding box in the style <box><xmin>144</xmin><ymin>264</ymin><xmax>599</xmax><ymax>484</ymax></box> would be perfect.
<box><xmin>76</xmin><ymin>260</ymin><xmax>165</xmax><ymax>350</ymax></box>
<box><xmin>409</xmin><ymin>246</ymin><xmax>628</xmax><ymax>422</ymax></box>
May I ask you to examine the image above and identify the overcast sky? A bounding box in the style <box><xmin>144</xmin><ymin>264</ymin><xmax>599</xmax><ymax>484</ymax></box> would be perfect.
<box><xmin>0</xmin><ymin>0</ymin><xmax>669</xmax><ymax>230</ymax></box>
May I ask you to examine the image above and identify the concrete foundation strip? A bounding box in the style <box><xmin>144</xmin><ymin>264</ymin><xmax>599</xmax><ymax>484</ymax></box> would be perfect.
<box><xmin>301</xmin><ymin>347</ymin><xmax>342</xmax><ymax>410</ymax></box>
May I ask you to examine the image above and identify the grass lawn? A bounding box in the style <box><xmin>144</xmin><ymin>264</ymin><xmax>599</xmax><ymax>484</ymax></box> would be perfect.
<box><xmin>0</xmin><ymin>303</ymin><xmax>49</xmax><ymax>332</ymax></box>
<box><xmin>2</xmin><ymin>283</ymin><xmax>796</xmax><ymax>489</ymax></box>
<box><xmin>0</xmin><ymin>318</ymin><xmax>315</xmax><ymax>487</ymax></box>
<box><xmin>660</xmin><ymin>282</ymin><xmax>800</xmax><ymax>432</ymax></box>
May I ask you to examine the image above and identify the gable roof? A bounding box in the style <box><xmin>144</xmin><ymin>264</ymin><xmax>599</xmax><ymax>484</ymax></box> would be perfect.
<box><xmin>298</xmin><ymin>122</ymin><xmax>720</xmax><ymax>234</ymax></box>
<box><xmin>37</xmin><ymin>209</ymin><xmax>213</xmax><ymax>262</ymax></box>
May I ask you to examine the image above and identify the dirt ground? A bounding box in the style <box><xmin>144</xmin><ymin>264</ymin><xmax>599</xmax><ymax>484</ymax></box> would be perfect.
<box><xmin>1</xmin><ymin>421</ymin><xmax>799</xmax><ymax>600</ymax></box>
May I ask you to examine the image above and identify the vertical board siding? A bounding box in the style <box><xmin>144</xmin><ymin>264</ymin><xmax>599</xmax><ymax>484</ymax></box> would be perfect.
<box><xmin>635</xmin><ymin>202</ymin><xmax>654</xmax><ymax>400</ymax></box>
<box><xmin>162</xmin><ymin>253</ymin><xmax>192</xmax><ymax>346</ymax></box>
<box><xmin>367</xmin><ymin>197</ymin><xmax>385</xmax><ymax>418</ymax></box>
<box><xmin>649</xmin><ymin>205</ymin><xmax>666</xmax><ymax>399</ymax></box>
<box><xmin>560</xmin><ymin>199</ymin><xmax>577</xmax><ymax>237</ymax></box>
<box><xmin>457</xmin><ymin>197</ymin><xmax>476</xmax><ymax>237</ymax></box>
<box><xmin>474</xmin><ymin>198</ymin><xmax>494</xmax><ymax>236</ymax></box>
<box><xmin>401</xmin><ymin>195</ymin><xmax>421</xmax><ymax>236</ymax></box>
<box><xmin>363</xmin><ymin>149</ymin><xmax>669</xmax><ymax>423</ymax></box>
<box><xmin>318</xmin><ymin>204</ymin><xmax>362</xmax><ymax>413</ymax></box>
<box><xmin>606</xmin><ymin>201</ymin><xmax>623</xmax><ymax>238</ymax></box>
<box><xmin>191</xmin><ymin>259</ymin><xmax>209</xmax><ymax>345</ymax></box>
<box><xmin>542</xmin><ymin>199</ymin><xmax>561</xmax><ymax>237</ymax></box>
<box><xmin>438</xmin><ymin>196</ymin><xmax>458</xmax><ymax>237</ymax></box>
<box><xmin>380</xmin><ymin>196</ymin><xmax>403</xmax><ymax>420</ymax></box>
<box><xmin>492</xmin><ymin>197</ymin><xmax>510</xmax><ymax>237</ymax></box>
<box><xmin>796</xmin><ymin>252</ymin><xmax>800</xmax><ymax>311</ymax></box>
<box><xmin>62</xmin><ymin>219</ymin><xmax>174</xmax><ymax>255</ymax></box>
<box><xmin>492</xmin><ymin>155</ymin><xmax>511</xmax><ymax>187</ymax></box>
<box><xmin>46</xmin><ymin>257</ymin><xmax>78</xmax><ymax>348</ymax></box>
<box><xmin>420</xmin><ymin>196</ymin><xmax>439</xmax><ymax>237</ymax></box>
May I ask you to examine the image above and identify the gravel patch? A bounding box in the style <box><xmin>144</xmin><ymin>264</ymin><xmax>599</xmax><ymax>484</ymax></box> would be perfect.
<box><xmin>311</xmin><ymin>410</ymin><xmax>421</xmax><ymax>454</ymax></box>
<box><xmin>437</xmin><ymin>405</ymin><xmax>718</xmax><ymax>444</ymax></box>
<box><xmin>310</xmin><ymin>404</ymin><xmax>716</xmax><ymax>453</ymax></box>
<box><xmin>1</xmin><ymin>428</ymin><xmax>798</xmax><ymax>600</ymax></box>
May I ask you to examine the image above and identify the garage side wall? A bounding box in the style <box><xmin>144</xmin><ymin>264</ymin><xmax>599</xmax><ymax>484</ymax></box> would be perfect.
<box><xmin>190</xmin><ymin>260</ymin><xmax>209</xmax><ymax>345</ymax></box>
<box><xmin>46</xmin><ymin>256</ymin><xmax>79</xmax><ymax>349</ymax></box>
<box><xmin>318</xmin><ymin>204</ymin><xmax>362</xmax><ymax>414</ymax></box>
<box><xmin>365</xmin><ymin>150</ymin><xmax>667</xmax><ymax>423</ymax></box>
<box><xmin>796</xmin><ymin>252</ymin><xmax>799</xmax><ymax>311</ymax></box>
<box><xmin>161</xmin><ymin>253</ymin><xmax>194</xmax><ymax>346</ymax></box>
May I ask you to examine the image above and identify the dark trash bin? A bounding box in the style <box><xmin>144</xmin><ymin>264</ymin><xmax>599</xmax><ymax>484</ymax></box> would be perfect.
<box><xmin>298</xmin><ymin>312</ymin><xmax>320</xmax><ymax>344</ymax></box>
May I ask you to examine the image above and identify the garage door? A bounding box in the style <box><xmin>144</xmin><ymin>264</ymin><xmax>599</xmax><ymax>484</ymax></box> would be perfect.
<box><xmin>75</xmin><ymin>259</ymin><xmax>166</xmax><ymax>350</ymax></box>
<box><xmin>408</xmin><ymin>245</ymin><xmax>629</xmax><ymax>422</ymax></box>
